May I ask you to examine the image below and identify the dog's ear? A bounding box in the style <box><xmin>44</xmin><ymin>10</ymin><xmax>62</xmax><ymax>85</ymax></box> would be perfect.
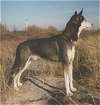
<box><xmin>75</xmin><ymin>11</ymin><xmax>77</xmax><ymax>15</ymax></box>
<box><xmin>79</xmin><ymin>8</ymin><xmax>83</xmax><ymax>15</ymax></box>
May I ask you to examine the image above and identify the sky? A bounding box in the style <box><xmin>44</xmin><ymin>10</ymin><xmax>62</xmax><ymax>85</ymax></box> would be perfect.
<box><xmin>1</xmin><ymin>0</ymin><xmax>100</xmax><ymax>30</ymax></box>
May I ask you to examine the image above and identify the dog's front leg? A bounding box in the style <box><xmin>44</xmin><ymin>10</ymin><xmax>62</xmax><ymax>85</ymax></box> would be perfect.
<box><xmin>64</xmin><ymin>65</ymin><xmax>73</xmax><ymax>96</ymax></box>
<box><xmin>68</xmin><ymin>63</ymin><xmax>77</xmax><ymax>92</ymax></box>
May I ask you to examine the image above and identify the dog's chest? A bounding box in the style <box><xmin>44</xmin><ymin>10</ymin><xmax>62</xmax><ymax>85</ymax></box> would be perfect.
<box><xmin>67</xmin><ymin>46</ymin><xmax>75</xmax><ymax>62</ymax></box>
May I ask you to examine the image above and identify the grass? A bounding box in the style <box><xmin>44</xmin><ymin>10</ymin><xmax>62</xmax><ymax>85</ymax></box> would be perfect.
<box><xmin>0</xmin><ymin>28</ymin><xmax>100</xmax><ymax>105</ymax></box>
<box><xmin>0</xmin><ymin>29</ymin><xmax>100</xmax><ymax>90</ymax></box>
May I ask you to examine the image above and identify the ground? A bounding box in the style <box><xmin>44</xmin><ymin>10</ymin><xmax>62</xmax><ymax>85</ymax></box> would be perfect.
<box><xmin>0</xmin><ymin>30</ymin><xmax>100</xmax><ymax>105</ymax></box>
<box><xmin>2</xmin><ymin>74</ymin><xmax>100</xmax><ymax>105</ymax></box>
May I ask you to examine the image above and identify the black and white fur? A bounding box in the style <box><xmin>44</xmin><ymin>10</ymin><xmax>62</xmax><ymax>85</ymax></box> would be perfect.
<box><xmin>7</xmin><ymin>9</ymin><xmax>92</xmax><ymax>96</ymax></box>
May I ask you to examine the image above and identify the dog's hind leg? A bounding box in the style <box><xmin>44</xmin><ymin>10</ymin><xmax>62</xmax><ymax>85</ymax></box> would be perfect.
<box><xmin>14</xmin><ymin>55</ymin><xmax>32</xmax><ymax>90</ymax></box>
<box><xmin>12</xmin><ymin>45</ymin><xmax>33</xmax><ymax>90</ymax></box>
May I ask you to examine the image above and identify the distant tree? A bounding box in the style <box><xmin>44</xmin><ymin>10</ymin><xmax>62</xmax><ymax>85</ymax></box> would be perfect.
<box><xmin>13</xmin><ymin>25</ymin><xmax>17</xmax><ymax>32</ymax></box>
<box><xmin>27</xmin><ymin>25</ymin><xmax>40</xmax><ymax>32</ymax></box>
<box><xmin>25</xmin><ymin>25</ymin><xmax>58</xmax><ymax>37</ymax></box>
<box><xmin>48</xmin><ymin>26</ymin><xmax>57</xmax><ymax>32</ymax></box>
<box><xmin>0</xmin><ymin>24</ymin><xmax>9</xmax><ymax>34</ymax></box>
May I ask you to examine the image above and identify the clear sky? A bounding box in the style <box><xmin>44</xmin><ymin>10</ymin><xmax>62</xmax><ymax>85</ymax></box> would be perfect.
<box><xmin>1</xmin><ymin>0</ymin><xmax>100</xmax><ymax>30</ymax></box>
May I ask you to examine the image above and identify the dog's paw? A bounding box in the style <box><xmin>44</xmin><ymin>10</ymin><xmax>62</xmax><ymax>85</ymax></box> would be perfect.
<box><xmin>18</xmin><ymin>82</ymin><xmax>22</xmax><ymax>87</ymax></box>
<box><xmin>70</xmin><ymin>87</ymin><xmax>77</xmax><ymax>92</ymax></box>
<box><xmin>67</xmin><ymin>90</ymin><xmax>73</xmax><ymax>96</ymax></box>
<box><xmin>14</xmin><ymin>82</ymin><xmax>19</xmax><ymax>91</ymax></box>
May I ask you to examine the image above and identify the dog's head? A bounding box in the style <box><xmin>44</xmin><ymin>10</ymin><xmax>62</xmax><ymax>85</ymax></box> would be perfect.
<box><xmin>66</xmin><ymin>9</ymin><xmax>92</xmax><ymax>41</ymax></box>
<box><xmin>71</xmin><ymin>8</ymin><xmax>92</xmax><ymax>30</ymax></box>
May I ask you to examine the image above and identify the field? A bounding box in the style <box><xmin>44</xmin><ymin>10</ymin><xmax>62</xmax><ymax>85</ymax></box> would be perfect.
<box><xmin>0</xmin><ymin>26</ymin><xmax>100</xmax><ymax>105</ymax></box>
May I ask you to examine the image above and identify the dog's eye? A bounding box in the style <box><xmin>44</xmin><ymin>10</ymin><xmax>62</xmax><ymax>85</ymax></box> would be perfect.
<box><xmin>80</xmin><ymin>16</ymin><xmax>84</xmax><ymax>21</ymax></box>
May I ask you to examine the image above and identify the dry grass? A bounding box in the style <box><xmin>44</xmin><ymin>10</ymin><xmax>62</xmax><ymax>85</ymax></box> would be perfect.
<box><xmin>0</xmin><ymin>28</ymin><xmax>100</xmax><ymax>105</ymax></box>
<box><xmin>0</xmin><ymin>29</ymin><xmax>100</xmax><ymax>85</ymax></box>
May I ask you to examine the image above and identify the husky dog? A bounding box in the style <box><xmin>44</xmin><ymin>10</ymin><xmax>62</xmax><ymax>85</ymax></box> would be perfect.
<box><xmin>7</xmin><ymin>9</ymin><xmax>92</xmax><ymax>96</ymax></box>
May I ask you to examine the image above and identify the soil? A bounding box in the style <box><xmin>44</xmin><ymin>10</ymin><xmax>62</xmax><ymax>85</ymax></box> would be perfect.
<box><xmin>2</xmin><ymin>75</ymin><xmax>100</xmax><ymax>105</ymax></box>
